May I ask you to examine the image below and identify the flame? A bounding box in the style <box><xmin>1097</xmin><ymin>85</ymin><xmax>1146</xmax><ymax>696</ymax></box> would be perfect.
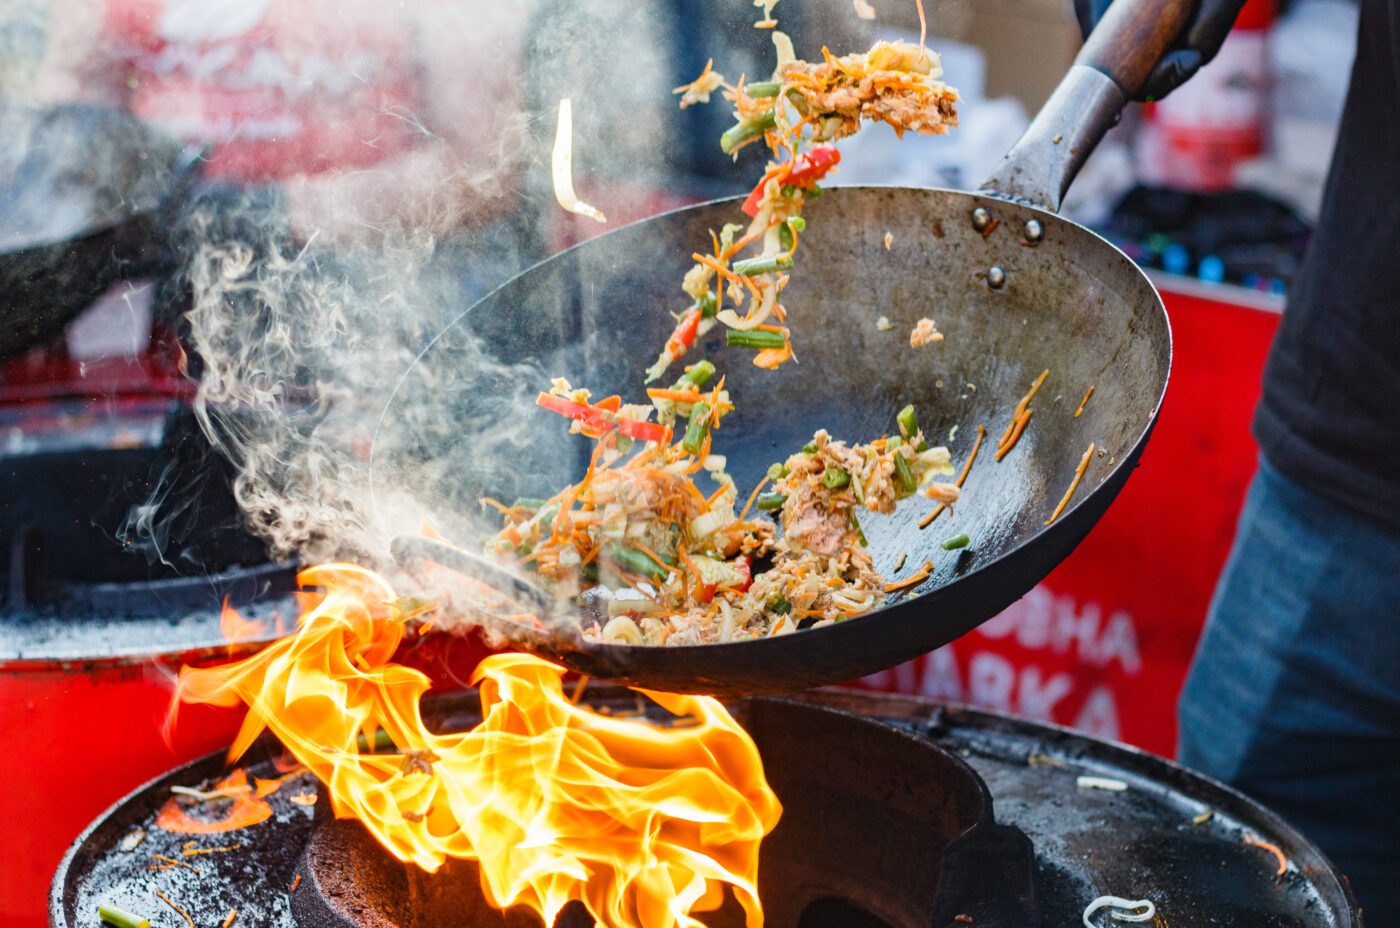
<box><xmin>156</xmin><ymin>769</ymin><xmax>274</xmax><ymax>834</ymax></box>
<box><xmin>174</xmin><ymin>564</ymin><xmax>781</xmax><ymax>928</ymax></box>
<box><xmin>219</xmin><ymin>597</ymin><xmax>268</xmax><ymax>642</ymax></box>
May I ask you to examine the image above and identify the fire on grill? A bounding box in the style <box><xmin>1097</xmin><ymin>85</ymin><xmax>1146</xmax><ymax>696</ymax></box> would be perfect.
<box><xmin>169</xmin><ymin>564</ymin><xmax>784</xmax><ymax>928</ymax></box>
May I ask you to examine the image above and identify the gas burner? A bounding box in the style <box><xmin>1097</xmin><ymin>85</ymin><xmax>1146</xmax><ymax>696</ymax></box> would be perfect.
<box><xmin>52</xmin><ymin>690</ymin><xmax>1361</xmax><ymax>928</ymax></box>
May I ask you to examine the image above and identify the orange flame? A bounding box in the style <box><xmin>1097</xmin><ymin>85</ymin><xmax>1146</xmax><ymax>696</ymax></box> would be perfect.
<box><xmin>174</xmin><ymin>564</ymin><xmax>782</xmax><ymax>928</ymax></box>
<box><xmin>155</xmin><ymin>769</ymin><xmax>274</xmax><ymax>835</ymax></box>
<box><xmin>219</xmin><ymin>597</ymin><xmax>268</xmax><ymax>643</ymax></box>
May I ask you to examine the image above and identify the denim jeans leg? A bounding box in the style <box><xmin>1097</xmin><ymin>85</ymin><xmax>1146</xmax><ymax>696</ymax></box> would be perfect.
<box><xmin>1179</xmin><ymin>457</ymin><xmax>1400</xmax><ymax>923</ymax></box>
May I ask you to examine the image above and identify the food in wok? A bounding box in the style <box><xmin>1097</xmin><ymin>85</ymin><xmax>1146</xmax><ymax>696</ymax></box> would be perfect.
<box><xmin>487</xmin><ymin>374</ymin><xmax>955</xmax><ymax>646</ymax></box>
<box><xmin>483</xmin><ymin>31</ymin><xmax>964</xmax><ymax>645</ymax></box>
<box><xmin>646</xmin><ymin>34</ymin><xmax>958</xmax><ymax>382</ymax></box>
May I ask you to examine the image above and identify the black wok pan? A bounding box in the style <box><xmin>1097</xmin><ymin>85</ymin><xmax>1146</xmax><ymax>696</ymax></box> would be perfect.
<box><xmin>0</xmin><ymin>104</ymin><xmax>197</xmax><ymax>360</ymax></box>
<box><xmin>375</xmin><ymin>0</ymin><xmax>1186</xmax><ymax>694</ymax></box>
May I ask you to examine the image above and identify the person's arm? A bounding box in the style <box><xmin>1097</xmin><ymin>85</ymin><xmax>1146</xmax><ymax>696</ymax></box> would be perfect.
<box><xmin>282</xmin><ymin>2</ymin><xmax>527</xmax><ymax>242</ymax></box>
<box><xmin>1073</xmin><ymin>0</ymin><xmax>1250</xmax><ymax>100</ymax></box>
<box><xmin>34</xmin><ymin>0</ymin><xmax>130</xmax><ymax>106</ymax></box>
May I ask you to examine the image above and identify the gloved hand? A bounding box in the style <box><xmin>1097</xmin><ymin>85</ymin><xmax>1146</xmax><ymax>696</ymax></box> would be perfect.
<box><xmin>1073</xmin><ymin>0</ymin><xmax>1250</xmax><ymax>101</ymax></box>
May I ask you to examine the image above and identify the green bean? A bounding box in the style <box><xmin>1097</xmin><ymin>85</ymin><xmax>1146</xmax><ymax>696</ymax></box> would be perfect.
<box><xmin>767</xmin><ymin>462</ymin><xmax>790</xmax><ymax>480</ymax></box>
<box><xmin>769</xmin><ymin>596</ymin><xmax>792</xmax><ymax>615</ymax></box>
<box><xmin>675</xmin><ymin>359</ymin><xmax>716</xmax><ymax>389</ymax></box>
<box><xmin>726</xmin><ymin>329</ymin><xmax>787</xmax><ymax>350</ymax></box>
<box><xmin>756</xmin><ymin>492</ymin><xmax>788</xmax><ymax>512</ymax></box>
<box><xmin>682</xmin><ymin>402</ymin><xmax>712</xmax><ymax>454</ymax></box>
<box><xmin>893</xmin><ymin>453</ymin><xmax>917</xmax><ymax>498</ymax></box>
<box><xmin>720</xmin><ymin>110</ymin><xmax>778</xmax><ymax>153</ymax></box>
<box><xmin>823</xmin><ymin>466</ymin><xmax>851</xmax><ymax>490</ymax></box>
<box><xmin>941</xmin><ymin>533</ymin><xmax>971</xmax><ymax>551</ymax></box>
<box><xmin>731</xmin><ymin>254</ymin><xmax>795</xmax><ymax>276</ymax></box>
<box><xmin>99</xmin><ymin>905</ymin><xmax>150</xmax><ymax>928</ymax></box>
<box><xmin>695</xmin><ymin>292</ymin><xmax>719</xmax><ymax>319</ymax></box>
<box><xmin>603</xmin><ymin>543</ymin><xmax>669</xmax><ymax>581</ymax></box>
<box><xmin>747</xmin><ymin>81</ymin><xmax>783</xmax><ymax>98</ymax></box>
<box><xmin>852</xmin><ymin>513</ymin><xmax>869</xmax><ymax>547</ymax></box>
<box><xmin>897</xmin><ymin>404</ymin><xmax>928</xmax><ymax>451</ymax></box>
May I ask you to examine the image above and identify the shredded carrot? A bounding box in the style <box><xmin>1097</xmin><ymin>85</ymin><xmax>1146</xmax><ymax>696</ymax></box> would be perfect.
<box><xmin>479</xmin><ymin>497</ymin><xmax>512</xmax><ymax>516</ymax></box>
<box><xmin>181</xmin><ymin>841</ymin><xmax>242</xmax><ymax>856</ymax></box>
<box><xmin>221</xmin><ymin>910</ymin><xmax>238</xmax><ymax>928</ymax></box>
<box><xmin>646</xmin><ymin>388</ymin><xmax>702</xmax><ymax>403</ymax></box>
<box><xmin>1244</xmin><ymin>833</ymin><xmax>1288</xmax><ymax>877</ymax></box>
<box><xmin>1074</xmin><ymin>384</ymin><xmax>1095</xmax><ymax>418</ymax></box>
<box><xmin>885</xmin><ymin>559</ymin><xmax>933</xmax><ymax>592</ymax></box>
<box><xmin>920</xmin><ymin>425</ymin><xmax>986</xmax><ymax>529</ymax></box>
<box><xmin>737</xmin><ymin>475</ymin><xmax>772</xmax><ymax>522</ymax></box>
<box><xmin>633</xmin><ymin>543</ymin><xmax>676</xmax><ymax>576</ymax></box>
<box><xmin>999</xmin><ymin>369</ymin><xmax>1050</xmax><ymax>448</ymax></box>
<box><xmin>1045</xmin><ymin>442</ymin><xmax>1095</xmax><ymax>525</ymax></box>
<box><xmin>994</xmin><ymin>409</ymin><xmax>1032</xmax><ymax>461</ymax></box>
<box><xmin>155</xmin><ymin>891</ymin><xmax>196</xmax><ymax>928</ymax></box>
<box><xmin>289</xmin><ymin>874</ymin><xmax>303</xmax><ymax>894</ymax></box>
<box><xmin>150</xmin><ymin>854</ymin><xmax>199</xmax><ymax>873</ymax></box>
<box><xmin>704</xmin><ymin>482</ymin><xmax>730</xmax><ymax>509</ymax></box>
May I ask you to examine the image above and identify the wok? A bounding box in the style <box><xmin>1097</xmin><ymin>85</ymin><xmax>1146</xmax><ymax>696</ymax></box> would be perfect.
<box><xmin>0</xmin><ymin>104</ymin><xmax>197</xmax><ymax>360</ymax></box>
<box><xmin>376</xmin><ymin>0</ymin><xmax>1184</xmax><ymax>694</ymax></box>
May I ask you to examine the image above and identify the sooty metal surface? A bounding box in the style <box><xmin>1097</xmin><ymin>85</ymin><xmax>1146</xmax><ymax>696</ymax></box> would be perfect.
<box><xmin>370</xmin><ymin>186</ymin><xmax>1171</xmax><ymax>694</ymax></box>
<box><xmin>52</xmin><ymin>690</ymin><xmax>1359</xmax><ymax>928</ymax></box>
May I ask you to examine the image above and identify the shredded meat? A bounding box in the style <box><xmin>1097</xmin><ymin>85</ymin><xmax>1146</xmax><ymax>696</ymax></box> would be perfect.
<box><xmin>910</xmin><ymin>317</ymin><xmax>943</xmax><ymax>347</ymax></box>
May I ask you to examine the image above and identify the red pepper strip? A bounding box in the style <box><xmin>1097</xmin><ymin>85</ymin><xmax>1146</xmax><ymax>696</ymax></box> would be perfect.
<box><xmin>740</xmin><ymin>146</ymin><xmax>841</xmax><ymax>216</ymax></box>
<box><xmin>535</xmin><ymin>393</ymin><xmax>669</xmax><ymax>444</ymax></box>
<box><xmin>786</xmin><ymin>145</ymin><xmax>840</xmax><ymax>188</ymax></box>
<box><xmin>665</xmin><ymin>309</ymin><xmax>703</xmax><ymax>360</ymax></box>
<box><xmin>730</xmin><ymin>556</ymin><xmax>753</xmax><ymax>592</ymax></box>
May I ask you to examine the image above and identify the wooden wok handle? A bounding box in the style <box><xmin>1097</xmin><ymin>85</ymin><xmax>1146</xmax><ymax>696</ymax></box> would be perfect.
<box><xmin>1078</xmin><ymin>0</ymin><xmax>1195</xmax><ymax>100</ymax></box>
<box><xmin>980</xmin><ymin>0</ymin><xmax>1195</xmax><ymax>211</ymax></box>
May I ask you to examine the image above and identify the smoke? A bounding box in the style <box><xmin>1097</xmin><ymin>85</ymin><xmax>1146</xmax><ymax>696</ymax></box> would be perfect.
<box><xmin>1</xmin><ymin>0</ymin><xmax>872</xmax><ymax>585</ymax></box>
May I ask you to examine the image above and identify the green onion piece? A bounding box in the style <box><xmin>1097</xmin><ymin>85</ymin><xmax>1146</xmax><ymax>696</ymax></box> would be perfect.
<box><xmin>767</xmin><ymin>462</ymin><xmax>790</xmax><ymax>480</ymax></box>
<box><xmin>887</xmin><ymin>436</ymin><xmax>902</xmax><ymax>450</ymax></box>
<box><xmin>695</xmin><ymin>291</ymin><xmax>719</xmax><ymax>318</ymax></box>
<box><xmin>603</xmin><ymin>542</ymin><xmax>669</xmax><ymax>581</ymax></box>
<box><xmin>769</xmin><ymin>596</ymin><xmax>791</xmax><ymax>615</ymax></box>
<box><xmin>683</xmin><ymin>402</ymin><xmax>712</xmax><ymax>455</ymax></box>
<box><xmin>99</xmin><ymin>905</ymin><xmax>150</xmax><ymax>928</ymax></box>
<box><xmin>747</xmin><ymin>81</ymin><xmax>783</xmax><ymax>98</ymax></box>
<box><xmin>778</xmin><ymin>222</ymin><xmax>794</xmax><ymax>252</ymax></box>
<box><xmin>897</xmin><ymin>404</ymin><xmax>929</xmax><ymax>451</ymax></box>
<box><xmin>720</xmin><ymin>110</ymin><xmax>778</xmax><ymax>154</ymax></box>
<box><xmin>787</xmin><ymin>217</ymin><xmax>807</xmax><ymax>233</ymax></box>
<box><xmin>852</xmin><ymin>513</ymin><xmax>869</xmax><ymax>547</ymax></box>
<box><xmin>510</xmin><ymin>497</ymin><xmax>549</xmax><ymax>511</ymax></box>
<box><xmin>732</xmin><ymin>255</ymin><xmax>795</xmax><ymax>276</ymax></box>
<box><xmin>941</xmin><ymin>532</ymin><xmax>971</xmax><ymax>551</ymax></box>
<box><xmin>802</xmin><ymin>440</ymin><xmax>818</xmax><ymax>454</ymax></box>
<box><xmin>675</xmin><ymin>359</ymin><xmax>716</xmax><ymax>389</ymax></box>
<box><xmin>893</xmin><ymin>454</ymin><xmax>917</xmax><ymax>498</ymax></box>
<box><xmin>823</xmin><ymin>466</ymin><xmax>851</xmax><ymax>490</ymax></box>
<box><xmin>756</xmin><ymin>492</ymin><xmax>788</xmax><ymax>512</ymax></box>
<box><xmin>355</xmin><ymin>729</ymin><xmax>398</xmax><ymax>753</ymax></box>
<box><xmin>726</xmin><ymin>329</ymin><xmax>787</xmax><ymax>351</ymax></box>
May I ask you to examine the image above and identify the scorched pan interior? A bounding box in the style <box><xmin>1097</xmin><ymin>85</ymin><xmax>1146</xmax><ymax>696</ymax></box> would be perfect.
<box><xmin>372</xmin><ymin>0</ymin><xmax>1184</xmax><ymax>694</ymax></box>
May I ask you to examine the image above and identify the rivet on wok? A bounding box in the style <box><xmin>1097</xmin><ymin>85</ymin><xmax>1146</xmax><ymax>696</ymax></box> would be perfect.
<box><xmin>987</xmin><ymin>266</ymin><xmax>1006</xmax><ymax>289</ymax></box>
<box><xmin>1024</xmin><ymin>219</ymin><xmax>1044</xmax><ymax>243</ymax></box>
<box><xmin>971</xmin><ymin>207</ymin><xmax>992</xmax><ymax>232</ymax></box>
